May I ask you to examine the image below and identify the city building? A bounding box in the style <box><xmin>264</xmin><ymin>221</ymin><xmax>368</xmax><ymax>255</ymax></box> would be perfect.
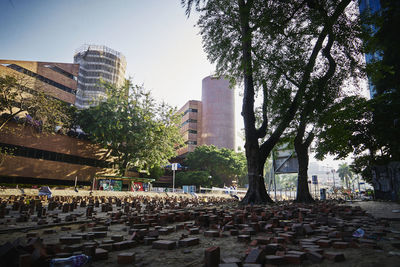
<box><xmin>73</xmin><ymin>44</ymin><xmax>127</xmax><ymax>109</ymax></box>
<box><xmin>359</xmin><ymin>0</ymin><xmax>381</xmax><ymax>98</ymax></box>
<box><xmin>0</xmin><ymin>59</ymin><xmax>79</xmax><ymax>104</ymax></box>
<box><xmin>0</xmin><ymin>122</ymin><xmax>114</xmax><ymax>184</ymax></box>
<box><xmin>176</xmin><ymin>76</ymin><xmax>235</xmax><ymax>157</ymax></box>
<box><xmin>176</xmin><ymin>100</ymin><xmax>202</xmax><ymax>156</ymax></box>
<box><xmin>0</xmin><ymin>59</ymin><xmax>116</xmax><ymax>185</ymax></box>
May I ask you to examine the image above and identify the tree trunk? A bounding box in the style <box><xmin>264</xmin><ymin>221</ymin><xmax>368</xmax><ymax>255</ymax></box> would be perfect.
<box><xmin>241</xmin><ymin>144</ymin><xmax>273</xmax><ymax>204</ymax></box>
<box><xmin>294</xmin><ymin>141</ymin><xmax>314</xmax><ymax>203</ymax></box>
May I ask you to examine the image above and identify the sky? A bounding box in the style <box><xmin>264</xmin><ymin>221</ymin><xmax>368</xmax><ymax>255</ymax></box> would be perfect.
<box><xmin>0</xmin><ymin>0</ymin><xmax>363</xmax><ymax>170</ymax></box>
<box><xmin>0</xmin><ymin>0</ymin><xmax>246</xmax><ymax>147</ymax></box>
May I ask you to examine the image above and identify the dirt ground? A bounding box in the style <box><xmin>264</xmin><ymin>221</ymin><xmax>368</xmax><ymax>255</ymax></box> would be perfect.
<box><xmin>1</xmin><ymin>190</ymin><xmax>400</xmax><ymax>267</ymax></box>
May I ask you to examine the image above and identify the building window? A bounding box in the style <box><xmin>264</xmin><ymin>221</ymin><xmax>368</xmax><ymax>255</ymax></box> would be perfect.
<box><xmin>44</xmin><ymin>65</ymin><xmax>77</xmax><ymax>80</ymax></box>
<box><xmin>188</xmin><ymin>130</ymin><xmax>197</xmax><ymax>134</ymax></box>
<box><xmin>181</xmin><ymin>119</ymin><xmax>197</xmax><ymax>127</ymax></box>
<box><xmin>0</xmin><ymin>142</ymin><xmax>112</xmax><ymax>168</ymax></box>
<box><xmin>5</xmin><ymin>64</ymin><xmax>76</xmax><ymax>95</ymax></box>
<box><xmin>183</xmin><ymin>108</ymin><xmax>198</xmax><ymax>116</ymax></box>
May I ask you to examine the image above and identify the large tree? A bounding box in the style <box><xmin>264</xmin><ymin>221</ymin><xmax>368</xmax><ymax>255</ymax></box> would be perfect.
<box><xmin>183</xmin><ymin>0</ymin><xmax>360</xmax><ymax>203</ymax></box>
<box><xmin>0</xmin><ymin>75</ymin><xmax>73</xmax><ymax>131</ymax></box>
<box><xmin>77</xmin><ymin>80</ymin><xmax>183</xmax><ymax>175</ymax></box>
<box><xmin>184</xmin><ymin>145</ymin><xmax>247</xmax><ymax>187</ymax></box>
<box><xmin>315</xmin><ymin>0</ymin><xmax>400</xmax><ymax>182</ymax></box>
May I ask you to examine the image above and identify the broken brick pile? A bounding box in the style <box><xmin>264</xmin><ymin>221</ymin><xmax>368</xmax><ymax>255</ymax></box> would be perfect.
<box><xmin>0</xmin><ymin>194</ymin><xmax>398</xmax><ymax>266</ymax></box>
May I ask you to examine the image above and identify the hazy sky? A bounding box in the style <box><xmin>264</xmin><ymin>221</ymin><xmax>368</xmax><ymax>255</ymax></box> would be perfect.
<box><xmin>0</xmin><ymin>0</ymin><xmax>362</xmax><ymax>169</ymax></box>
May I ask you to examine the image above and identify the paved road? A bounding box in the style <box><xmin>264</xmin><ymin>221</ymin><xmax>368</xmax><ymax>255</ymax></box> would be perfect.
<box><xmin>349</xmin><ymin>200</ymin><xmax>400</xmax><ymax>220</ymax></box>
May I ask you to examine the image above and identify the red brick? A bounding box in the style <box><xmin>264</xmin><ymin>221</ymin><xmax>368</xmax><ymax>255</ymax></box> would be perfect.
<box><xmin>94</xmin><ymin>248</ymin><xmax>108</xmax><ymax>261</ymax></box>
<box><xmin>204</xmin><ymin>230</ymin><xmax>220</xmax><ymax>237</ymax></box>
<box><xmin>189</xmin><ymin>228</ymin><xmax>200</xmax><ymax>234</ymax></box>
<box><xmin>307</xmin><ymin>251</ymin><xmax>324</xmax><ymax>263</ymax></box>
<box><xmin>284</xmin><ymin>254</ymin><xmax>302</xmax><ymax>264</ymax></box>
<box><xmin>245</xmin><ymin>248</ymin><xmax>265</xmax><ymax>264</ymax></box>
<box><xmin>205</xmin><ymin>246</ymin><xmax>220</xmax><ymax>267</ymax></box>
<box><xmin>179</xmin><ymin>237</ymin><xmax>200</xmax><ymax>247</ymax></box>
<box><xmin>316</xmin><ymin>239</ymin><xmax>331</xmax><ymax>248</ymax></box>
<box><xmin>98</xmin><ymin>243</ymin><xmax>113</xmax><ymax>251</ymax></box>
<box><xmin>152</xmin><ymin>240</ymin><xmax>176</xmax><ymax>250</ymax></box>
<box><xmin>265</xmin><ymin>255</ymin><xmax>285</xmax><ymax>265</ymax></box>
<box><xmin>332</xmin><ymin>241</ymin><xmax>349</xmax><ymax>249</ymax></box>
<box><xmin>117</xmin><ymin>252</ymin><xmax>135</xmax><ymax>264</ymax></box>
<box><xmin>324</xmin><ymin>252</ymin><xmax>345</xmax><ymax>262</ymax></box>
<box><xmin>111</xmin><ymin>235</ymin><xmax>124</xmax><ymax>242</ymax></box>
<box><xmin>19</xmin><ymin>254</ymin><xmax>31</xmax><ymax>267</ymax></box>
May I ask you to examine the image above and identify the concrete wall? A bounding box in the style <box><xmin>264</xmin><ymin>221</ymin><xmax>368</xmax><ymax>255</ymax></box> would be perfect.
<box><xmin>201</xmin><ymin>76</ymin><xmax>235</xmax><ymax>150</ymax></box>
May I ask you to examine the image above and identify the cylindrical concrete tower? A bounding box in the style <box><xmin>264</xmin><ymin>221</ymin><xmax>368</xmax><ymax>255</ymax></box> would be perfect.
<box><xmin>74</xmin><ymin>44</ymin><xmax>126</xmax><ymax>109</ymax></box>
<box><xmin>201</xmin><ymin>76</ymin><xmax>235</xmax><ymax>150</ymax></box>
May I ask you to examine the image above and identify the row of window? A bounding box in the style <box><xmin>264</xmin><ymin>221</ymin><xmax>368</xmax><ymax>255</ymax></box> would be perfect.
<box><xmin>79</xmin><ymin>63</ymin><xmax>122</xmax><ymax>73</ymax></box>
<box><xmin>44</xmin><ymin>65</ymin><xmax>77</xmax><ymax>81</ymax></box>
<box><xmin>78</xmin><ymin>77</ymin><xmax>112</xmax><ymax>85</ymax></box>
<box><xmin>188</xmin><ymin>129</ymin><xmax>197</xmax><ymax>134</ymax></box>
<box><xmin>78</xmin><ymin>69</ymin><xmax>114</xmax><ymax>81</ymax></box>
<box><xmin>183</xmin><ymin>108</ymin><xmax>198</xmax><ymax>116</ymax></box>
<box><xmin>6</xmin><ymin>64</ymin><xmax>76</xmax><ymax>95</ymax></box>
<box><xmin>181</xmin><ymin>119</ymin><xmax>197</xmax><ymax>127</ymax></box>
<box><xmin>0</xmin><ymin>143</ymin><xmax>112</xmax><ymax>168</ymax></box>
<box><xmin>77</xmin><ymin>55</ymin><xmax>124</xmax><ymax>69</ymax></box>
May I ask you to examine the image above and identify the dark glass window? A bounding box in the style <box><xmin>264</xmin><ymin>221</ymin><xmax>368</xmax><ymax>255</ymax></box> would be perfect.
<box><xmin>6</xmin><ymin>64</ymin><xmax>76</xmax><ymax>95</ymax></box>
<box><xmin>0</xmin><ymin>142</ymin><xmax>112</xmax><ymax>168</ymax></box>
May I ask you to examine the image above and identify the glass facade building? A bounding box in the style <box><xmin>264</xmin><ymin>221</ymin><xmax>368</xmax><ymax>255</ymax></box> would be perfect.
<box><xmin>359</xmin><ymin>0</ymin><xmax>381</xmax><ymax>98</ymax></box>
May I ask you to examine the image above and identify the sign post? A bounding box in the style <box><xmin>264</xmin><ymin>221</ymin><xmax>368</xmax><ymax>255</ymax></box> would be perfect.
<box><xmin>172</xmin><ymin>163</ymin><xmax>178</xmax><ymax>192</ymax></box>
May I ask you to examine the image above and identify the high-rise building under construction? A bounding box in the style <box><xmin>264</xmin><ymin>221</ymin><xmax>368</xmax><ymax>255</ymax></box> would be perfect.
<box><xmin>73</xmin><ymin>44</ymin><xmax>126</xmax><ymax>109</ymax></box>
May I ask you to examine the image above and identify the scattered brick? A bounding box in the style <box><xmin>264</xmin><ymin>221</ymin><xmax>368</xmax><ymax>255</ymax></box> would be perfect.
<box><xmin>117</xmin><ymin>252</ymin><xmax>135</xmax><ymax>264</ymax></box>
<box><xmin>94</xmin><ymin>248</ymin><xmax>108</xmax><ymax>261</ymax></box>
<box><xmin>19</xmin><ymin>254</ymin><xmax>31</xmax><ymax>267</ymax></box>
<box><xmin>332</xmin><ymin>241</ymin><xmax>349</xmax><ymax>249</ymax></box>
<box><xmin>179</xmin><ymin>237</ymin><xmax>200</xmax><ymax>247</ymax></box>
<box><xmin>204</xmin><ymin>230</ymin><xmax>220</xmax><ymax>237</ymax></box>
<box><xmin>152</xmin><ymin>240</ymin><xmax>176</xmax><ymax>250</ymax></box>
<box><xmin>265</xmin><ymin>255</ymin><xmax>285</xmax><ymax>265</ymax></box>
<box><xmin>245</xmin><ymin>248</ymin><xmax>265</xmax><ymax>264</ymax></box>
<box><xmin>307</xmin><ymin>251</ymin><xmax>324</xmax><ymax>263</ymax></box>
<box><xmin>324</xmin><ymin>252</ymin><xmax>345</xmax><ymax>262</ymax></box>
<box><xmin>284</xmin><ymin>254</ymin><xmax>303</xmax><ymax>264</ymax></box>
<box><xmin>189</xmin><ymin>228</ymin><xmax>200</xmax><ymax>235</ymax></box>
<box><xmin>205</xmin><ymin>246</ymin><xmax>220</xmax><ymax>267</ymax></box>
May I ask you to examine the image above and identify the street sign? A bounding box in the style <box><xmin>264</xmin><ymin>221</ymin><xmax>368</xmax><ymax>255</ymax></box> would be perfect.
<box><xmin>312</xmin><ymin>175</ymin><xmax>318</xmax><ymax>185</ymax></box>
<box><xmin>171</xmin><ymin>163</ymin><xmax>178</xmax><ymax>171</ymax></box>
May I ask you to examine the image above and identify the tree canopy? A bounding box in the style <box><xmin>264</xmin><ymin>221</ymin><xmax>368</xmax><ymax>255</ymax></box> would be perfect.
<box><xmin>0</xmin><ymin>74</ymin><xmax>74</xmax><ymax>131</ymax></box>
<box><xmin>183</xmin><ymin>0</ymin><xmax>362</xmax><ymax>203</ymax></box>
<box><xmin>77</xmin><ymin>80</ymin><xmax>183</xmax><ymax>175</ymax></box>
<box><xmin>175</xmin><ymin>170</ymin><xmax>212</xmax><ymax>188</ymax></box>
<box><xmin>315</xmin><ymin>0</ymin><xmax>400</xmax><ymax>182</ymax></box>
<box><xmin>184</xmin><ymin>145</ymin><xmax>247</xmax><ymax>187</ymax></box>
